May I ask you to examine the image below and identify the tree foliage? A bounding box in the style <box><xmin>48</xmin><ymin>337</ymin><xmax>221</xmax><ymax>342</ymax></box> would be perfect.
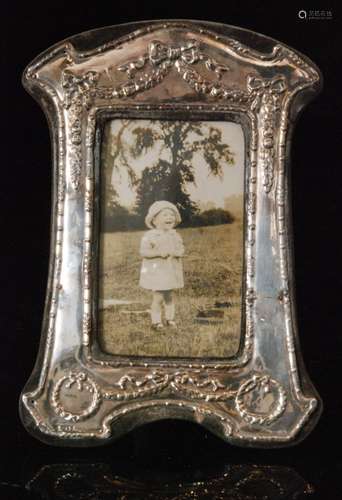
<box><xmin>103</xmin><ymin>120</ymin><xmax>236</xmax><ymax>229</ymax></box>
<box><xmin>194</xmin><ymin>208</ymin><xmax>235</xmax><ymax>226</ymax></box>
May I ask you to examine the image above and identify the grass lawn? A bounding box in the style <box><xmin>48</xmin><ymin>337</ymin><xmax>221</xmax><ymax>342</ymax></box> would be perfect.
<box><xmin>98</xmin><ymin>222</ymin><xmax>243</xmax><ymax>358</ymax></box>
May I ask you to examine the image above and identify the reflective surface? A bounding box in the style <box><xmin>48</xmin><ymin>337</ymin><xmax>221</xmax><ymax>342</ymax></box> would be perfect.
<box><xmin>26</xmin><ymin>463</ymin><xmax>312</xmax><ymax>499</ymax></box>
<box><xmin>1</xmin><ymin>419</ymin><xmax>341</xmax><ymax>500</ymax></box>
<box><xmin>2</xmin><ymin>3</ymin><xmax>340</xmax><ymax>500</ymax></box>
<box><xmin>19</xmin><ymin>20</ymin><xmax>322</xmax><ymax>447</ymax></box>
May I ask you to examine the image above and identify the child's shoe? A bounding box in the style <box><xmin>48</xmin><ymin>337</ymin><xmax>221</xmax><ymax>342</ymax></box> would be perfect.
<box><xmin>152</xmin><ymin>323</ymin><xmax>164</xmax><ymax>331</ymax></box>
<box><xmin>166</xmin><ymin>320</ymin><xmax>177</xmax><ymax>328</ymax></box>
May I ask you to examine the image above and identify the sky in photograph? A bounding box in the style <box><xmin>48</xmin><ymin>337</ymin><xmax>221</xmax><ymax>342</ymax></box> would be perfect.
<box><xmin>106</xmin><ymin>119</ymin><xmax>245</xmax><ymax>210</ymax></box>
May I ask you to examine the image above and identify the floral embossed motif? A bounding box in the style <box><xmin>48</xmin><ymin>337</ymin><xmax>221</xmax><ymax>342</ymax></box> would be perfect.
<box><xmin>96</xmin><ymin>39</ymin><xmax>250</xmax><ymax>101</ymax></box>
<box><xmin>247</xmin><ymin>75</ymin><xmax>287</xmax><ymax>193</ymax></box>
<box><xmin>51</xmin><ymin>372</ymin><xmax>101</xmax><ymax>422</ymax></box>
<box><xmin>61</xmin><ymin>71</ymin><xmax>99</xmax><ymax>190</ymax></box>
<box><xmin>118</xmin><ymin>39</ymin><xmax>229</xmax><ymax>79</ymax></box>
<box><xmin>236</xmin><ymin>375</ymin><xmax>287</xmax><ymax>425</ymax></box>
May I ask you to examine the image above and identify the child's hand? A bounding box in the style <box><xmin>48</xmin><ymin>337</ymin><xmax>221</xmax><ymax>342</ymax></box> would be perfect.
<box><xmin>160</xmin><ymin>251</ymin><xmax>169</xmax><ymax>258</ymax></box>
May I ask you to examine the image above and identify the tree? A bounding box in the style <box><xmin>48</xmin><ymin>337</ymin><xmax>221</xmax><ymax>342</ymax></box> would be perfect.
<box><xmin>195</xmin><ymin>208</ymin><xmax>235</xmax><ymax>226</ymax></box>
<box><xmin>100</xmin><ymin>120</ymin><xmax>137</xmax><ymax>223</ymax></box>
<box><xmin>135</xmin><ymin>160</ymin><xmax>199</xmax><ymax>226</ymax></box>
<box><xmin>103</xmin><ymin>120</ymin><xmax>236</xmax><ymax>227</ymax></box>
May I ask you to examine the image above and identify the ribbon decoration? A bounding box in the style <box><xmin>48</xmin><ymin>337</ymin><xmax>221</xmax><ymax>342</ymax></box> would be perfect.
<box><xmin>61</xmin><ymin>70</ymin><xmax>98</xmax><ymax>108</ymax></box>
<box><xmin>65</xmin><ymin>371</ymin><xmax>87</xmax><ymax>391</ymax></box>
<box><xmin>148</xmin><ymin>39</ymin><xmax>201</xmax><ymax>66</ymax></box>
<box><xmin>247</xmin><ymin>75</ymin><xmax>286</xmax><ymax>112</ymax></box>
<box><xmin>118</xmin><ymin>39</ymin><xmax>229</xmax><ymax>80</ymax></box>
<box><xmin>247</xmin><ymin>75</ymin><xmax>287</xmax><ymax>95</ymax></box>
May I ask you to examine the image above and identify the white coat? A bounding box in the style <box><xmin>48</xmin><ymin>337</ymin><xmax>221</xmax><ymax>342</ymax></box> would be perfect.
<box><xmin>139</xmin><ymin>229</ymin><xmax>184</xmax><ymax>291</ymax></box>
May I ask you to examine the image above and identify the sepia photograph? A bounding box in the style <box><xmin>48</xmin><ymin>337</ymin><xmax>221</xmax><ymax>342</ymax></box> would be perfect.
<box><xmin>98</xmin><ymin>119</ymin><xmax>245</xmax><ymax>358</ymax></box>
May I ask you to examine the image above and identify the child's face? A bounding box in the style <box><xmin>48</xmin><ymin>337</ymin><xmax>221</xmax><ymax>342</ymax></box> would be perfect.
<box><xmin>153</xmin><ymin>209</ymin><xmax>176</xmax><ymax>230</ymax></box>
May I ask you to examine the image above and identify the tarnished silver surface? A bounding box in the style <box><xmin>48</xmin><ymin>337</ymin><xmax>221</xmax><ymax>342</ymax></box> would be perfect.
<box><xmin>19</xmin><ymin>20</ymin><xmax>322</xmax><ymax>447</ymax></box>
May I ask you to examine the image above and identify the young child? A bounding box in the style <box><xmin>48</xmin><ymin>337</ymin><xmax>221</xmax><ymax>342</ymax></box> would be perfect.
<box><xmin>139</xmin><ymin>201</ymin><xmax>185</xmax><ymax>330</ymax></box>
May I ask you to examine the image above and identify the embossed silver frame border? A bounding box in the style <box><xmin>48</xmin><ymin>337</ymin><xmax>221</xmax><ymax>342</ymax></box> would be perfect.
<box><xmin>19</xmin><ymin>20</ymin><xmax>322</xmax><ymax>447</ymax></box>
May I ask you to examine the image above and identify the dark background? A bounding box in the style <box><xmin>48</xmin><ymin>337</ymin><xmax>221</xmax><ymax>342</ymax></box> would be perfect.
<box><xmin>2</xmin><ymin>2</ymin><xmax>342</xmax><ymax>499</ymax></box>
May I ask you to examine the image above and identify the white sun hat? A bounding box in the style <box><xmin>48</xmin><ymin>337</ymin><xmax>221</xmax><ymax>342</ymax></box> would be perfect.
<box><xmin>145</xmin><ymin>200</ymin><xmax>182</xmax><ymax>229</ymax></box>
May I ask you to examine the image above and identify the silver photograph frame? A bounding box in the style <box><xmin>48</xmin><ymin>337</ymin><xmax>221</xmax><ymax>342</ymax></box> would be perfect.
<box><xmin>19</xmin><ymin>20</ymin><xmax>322</xmax><ymax>447</ymax></box>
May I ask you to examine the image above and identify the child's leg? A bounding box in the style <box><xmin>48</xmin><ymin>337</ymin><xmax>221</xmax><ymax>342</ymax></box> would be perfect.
<box><xmin>151</xmin><ymin>291</ymin><xmax>164</xmax><ymax>324</ymax></box>
<box><xmin>164</xmin><ymin>290</ymin><xmax>175</xmax><ymax>321</ymax></box>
